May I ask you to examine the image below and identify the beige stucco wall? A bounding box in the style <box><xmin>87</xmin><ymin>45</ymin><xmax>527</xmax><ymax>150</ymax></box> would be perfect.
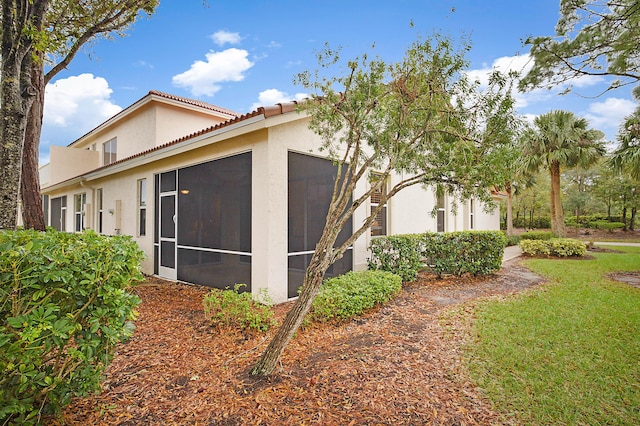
<box><xmin>43</xmin><ymin>111</ymin><xmax>502</xmax><ymax>304</ymax></box>
<box><xmin>154</xmin><ymin>103</ymin><xmax>228</xmax><ymax>146</ymax></box>
<box><xmin>47</xmin><ymin>101</ymin><xmax>230</xmax><ymax>187</ymax></box>
<box><xmin>49</xmin><ymin>146</ymin><xmax>99</xmax><ymax>185</ymax></box>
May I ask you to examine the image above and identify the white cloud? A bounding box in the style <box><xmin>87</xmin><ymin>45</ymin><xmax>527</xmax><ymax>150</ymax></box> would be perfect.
<box><xmin>172</xmin><ymin>48</ymin><xmax>254</xmax><ymax>97</ymax></box>
<box><xmin>583</xmin><ymin>97</ymin><xmax>637</xmax><ymax>141</ymax></box>
<box><xmin>250</xmin><ymin>88</ymin><xmax>307</xmax><ymax>111</ymax></box>
<box><xmin>210</xmin><ymin>30</ymin><xmax>242</xmax><ymax>46</ymax></box>
<box><xmin>466</xmin><ymin>54</ymin><xmax>606</xmax><ymax>109</ymax></box>
<box><xmin>40</xmin><ymin>73</ymin><xmax>122</xmax><ymax>163</ymax></box>
<box><xmin>44</xmin><ymin>73</ymin><xmax>122</xmax><ymax>128</ymax></box>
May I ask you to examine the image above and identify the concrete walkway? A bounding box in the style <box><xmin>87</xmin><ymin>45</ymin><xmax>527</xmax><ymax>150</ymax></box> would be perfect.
<box><xmin>502</xmin><ymin>245</ymin><xmax>523</xmax><ymax>264</ymax></box>
<box><xmin>592</xmin><ymin>241</ymin><xmax>640</xmax><ymax>247</ymax></box>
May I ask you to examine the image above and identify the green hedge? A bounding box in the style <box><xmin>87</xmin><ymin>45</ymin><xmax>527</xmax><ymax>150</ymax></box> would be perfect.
<box><xmin>422</xmin><ymin>231</ymin><xmax>506</xmax><ymax>278</ymax></box>
<box><xmin>519</xmin><ymin>238</ymin><xmax>587</xmax><ymax>257</ymax></box>
<box><xmin>505</xmin><ymin>234</ymin><xmax>521</xmax><ymax>247</ymax></box>
<box><xmin>0</xmin><ymin>229</ymin><xmax>144</xmax><ymax>424</ymax></box>
<box><xmin>369</xmin><ymin>231</ymin><xmax>506</xmax><ymax>280</ymax></box>
<box><xmin>307</xmin><ymin>270</ymin><xmax>402</xmax><ymax>323</ymax></box>
<box><xmin>588</xmin><ymin>221</ymin><xmax>625</xmax><ymax>231</ymax></box>
<box><xmin>520</xmin><ymin>230</ymin><xmax>554</xmax><ymax>240</ymax></box>
<box><xmin>512</xmin><ymin>216</ymin><xmax>551</xmax><ymax>229</ymax></box>
<box><xmin>367</xmin><ymin>234</ymin><xmax>423</xmax><ymax>281</ymax></box>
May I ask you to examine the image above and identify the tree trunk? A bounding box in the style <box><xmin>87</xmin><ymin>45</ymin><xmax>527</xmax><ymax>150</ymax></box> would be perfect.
<box><xmin>0</xmin><ymin>0</ymin><xmax>48</xmax><ymax>230</ymax></box>
<box><xmin>0</xmin><ymin>54</ymin><xmax>29</xmax><ymax>229</ymax></box>
<box><xmin>505</xmin><ymin>181</ymin><xmax>514</xmax><ymax>236</ymax></box>
<box><xmin>549</xmin><ymin>161</ymin><xmax>566</xmax><ymax>237</ymax></box>
<box><xmin>251</xmin><ymin>247</ymin><xmax>331</xmax><ymax>376</ymax></box>
<box><xmin>621</xmin><ymin>204</ymin><xmax>627</xmax><ymax>231</ymax></box>
<box><xmin>20</xmin><ymin>58</ymin><xmax>46</xmax><ymax>230</ymax></box>
<box><xmin>630</xmin><ymin>207</ymin><xmax>636</xmax><ymax>231</ymax></box>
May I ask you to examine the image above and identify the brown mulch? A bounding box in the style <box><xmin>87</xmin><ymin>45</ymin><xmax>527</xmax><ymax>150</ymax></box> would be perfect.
<box><xmin>608</xmin><ymin>271</ymin><xmax>640</xmax><ymax>288</ymax></box>
<box><xmin>57</xmin><ymin>259</ymin><xmax>545</xmax><ymax>425</ymax></box>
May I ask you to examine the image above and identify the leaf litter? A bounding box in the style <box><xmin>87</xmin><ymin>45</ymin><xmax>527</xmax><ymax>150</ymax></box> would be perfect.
<box><xmin>55</xmin><ymin>259</ymin><xmax>543</xmax><ymax>425</ymax></box>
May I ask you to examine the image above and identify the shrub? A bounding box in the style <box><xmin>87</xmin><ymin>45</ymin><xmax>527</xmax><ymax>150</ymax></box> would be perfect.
<box><xmin>519</xmin><ymin>239</ymin><xmax>551</xmax><ymax>256</ymax></box>
<box><xmin>368</xmin><ymin>234</ymin><xmax>423</xmax><ymax>281</ymax></box>
<box><xmin>588</xmin><ymin>221</ymin><xmax>625</xmax><ymax>231</ymax></box>
<box><xmin>0</xmin><ymin>229</ymin><xmax>143</xmax><ymax>424</ymax></box>
<box><xmin>422</xmin><ymin>231</ymin><xmax>506</xmax><ymax>277</ymax></box>
<box><xmin>505</xmin><ymin>234</ymin><xmax>521</xmax><ymax>247</ymax></box>
<box><xmin>520</xmin><ymin>238</ymin><xmax>586</xmax><ymax>257</ymax></box>
<box><xmin>202</xmin><ymin>284</ymin><xmax>275</xmax><ymax>332</ymax></box>
<box><xmin>513</xmin><ymin>216</ymin><xmax>551</xmax><ymax>229</ymax></box>
<box><xmin>520</xmin><ymin>230</ymin><xmax>554</xmax><ymax>240</ymax></box>
<box><xmin>307</xmin><ymin>270</ymin><xmax>402</xmax><ymax>323</ymax></box>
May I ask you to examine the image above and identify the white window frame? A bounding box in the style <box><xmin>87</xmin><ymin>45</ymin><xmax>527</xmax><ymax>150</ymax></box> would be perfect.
<box><xmin>436</xmin><ymin>193</ymin><xmax>446</xmax><ymax>233</ymax></box>
<box><xmin>469</xmin><ymin>198</ymin><xmax>475</xmax><ymax>230</ymax></box>
<box><xmin>97</xmin><ymin>188</ymin><xmax>103</xmax><ymax>233</ymax></box>
<box><xmin>74</xmin><ymin>193</ymin><xmax>86</xmax><ymax>232</ymax></box>
<box><xmin>137</xmin><ymin>178</ymin><xmax>147</xmax><ymax>236</ymax></box>
<box><xmin>103</xmin><ymin>138</ymin><xmax>117</xmax><ymax>165</ymax></box>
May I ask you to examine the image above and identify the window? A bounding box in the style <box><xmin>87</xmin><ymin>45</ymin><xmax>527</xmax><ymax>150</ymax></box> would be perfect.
<box><xmin>74</xmin><ymin>193</ymin><xmax>86</xmax><ymax>232</ymax></box>
<box><xmin>436</xmin><ymin>193</ymin><xmax>445</xmax><ymax>232</ymax></box>
<box><xmin>370</xmin><ymin>172</ymin><xmax>387</xmax><ymax>236</ymax></box>
<box><xmin>42</xmin><ymin>195</ymin><xmax>49</xmax><ymax>227</ymax></box>
<box><xmin>287</xmin><ymin>152</ymin><xmax>352</xmax><ymax>298</ymax></box>
<box><xmin>103</xmin><ymin>138</ymin><xmax>117</xmax><ymax>165</ymax></box>
<box><xmin>97</xmin><ymin>188</ymin><xmax>103</xmax><ymax>233</ymax></box>
<box><xmin>51</xmin><ymin>196</ymin><xmax>66</xmax><ymax>231</ymax></box>
<box><xmin>469</xmin><ymin>198</ymin><xmax>475</xmax><ymax>230</ymax></box>
<box><xmin>138</xmin><ymin>179</ymin><xmax>147</xmax><ymax>236</ymax></box>
<box><xmin>174</xmin><ymin>153</ymin><xmax>253</xmax><ymax>289</ymax></box>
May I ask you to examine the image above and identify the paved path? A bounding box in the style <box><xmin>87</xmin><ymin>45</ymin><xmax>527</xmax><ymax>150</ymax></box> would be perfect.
<box><xmin>502</xmin><ymin>245</ymin><xmax>522</xmax><ymax>264</ymax></box>
<box><xmin>593</xmin><ymin>241</ymin><xmax>640</xmax><ymax>247</ymax></box>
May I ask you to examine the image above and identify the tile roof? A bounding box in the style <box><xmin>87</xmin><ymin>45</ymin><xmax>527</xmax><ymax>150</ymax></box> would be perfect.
<box><xmin>148</xmin><ymin>90</ymin><xmax>240</xmax><ymax>117</ymax></box>
<box><xmin>80</xmin><ymin>100</ymin><xmax>303</xmax><ymax>177</ymax></box>
<box><xmin>67</xmin><ymin>90</ymin><xmax>240</xmax><ymax>148</ymax></box>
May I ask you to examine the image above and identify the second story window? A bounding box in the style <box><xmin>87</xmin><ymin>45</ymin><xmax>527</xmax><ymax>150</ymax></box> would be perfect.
<box><xmin>103</xmin><ymin>138</ymin><xmax>117</xmax><ymax>165</ymax></box>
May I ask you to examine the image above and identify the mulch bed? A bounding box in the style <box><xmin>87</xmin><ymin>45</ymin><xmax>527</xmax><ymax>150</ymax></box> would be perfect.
<box><xmin>608</xmin><ymin>271</ymin><xmax>640</xmax><ymax>288</ymax></box>
<box><xmin>56</xmin><ymin>260</ymin><xmax>544</xmax><ymax>425</ymax></box>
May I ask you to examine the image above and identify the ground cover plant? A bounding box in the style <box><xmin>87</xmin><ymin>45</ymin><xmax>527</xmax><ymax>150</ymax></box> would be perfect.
<box><xmin>202</xmin><ymin>284</ymin><xmax>275</xmax><ymax>332</ymax></box>
<box><xmin>466</xmin><ymin>246</ymin><xmax>640</xmax><ymax>425</ymax></box>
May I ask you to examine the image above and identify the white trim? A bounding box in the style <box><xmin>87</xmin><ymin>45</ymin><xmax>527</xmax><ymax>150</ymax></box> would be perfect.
<box><xmin>177</xmin><ymin>245</ymin><xmax>252</xmax><ymax>257</ymax></box>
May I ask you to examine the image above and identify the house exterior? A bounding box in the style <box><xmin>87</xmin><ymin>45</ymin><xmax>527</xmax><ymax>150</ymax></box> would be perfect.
<box><xmin>39</xmin><ymin>90</ymin><xmax>502</xmax><ymax>304</ymax></box>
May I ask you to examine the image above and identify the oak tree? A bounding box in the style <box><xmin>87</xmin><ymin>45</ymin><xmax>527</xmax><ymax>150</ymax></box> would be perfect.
<box><xmin>0</xmin><ymin>0</ymin><xmax>49</xmax><ymax>230</ymax></box>
<box><xmin>0</xmin><ymin>0</ymin><xmax>158</xmax><ymax>230</ymax></box>
<box><xmin>251</xmin><ymin>36</ymin><xmax>518</xmax><ymax>376</ymax></box>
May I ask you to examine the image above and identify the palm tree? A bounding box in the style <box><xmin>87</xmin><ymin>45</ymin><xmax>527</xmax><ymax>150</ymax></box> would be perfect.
<box><xmin>520</xmin><ymin>110</ymin><xmax>606</xmax><ymax>237</ymax></box>
<box><xmin>608</xmin><ymin>107</ymin><xmax>640</xmax><ymax>180</ymax></box>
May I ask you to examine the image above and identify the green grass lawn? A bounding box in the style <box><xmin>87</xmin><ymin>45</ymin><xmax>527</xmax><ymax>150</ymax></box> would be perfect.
<box><xmin>466</xmin><ymin>246</ymin><xmax>640</xmax><ymax>425</ymax></box>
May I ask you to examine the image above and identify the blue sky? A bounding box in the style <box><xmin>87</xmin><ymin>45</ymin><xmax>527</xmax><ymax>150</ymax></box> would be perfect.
<box><xmin>40</xmin><ymin>0</ymin><xmax>637</xmax><ymax>163</ymax></box>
